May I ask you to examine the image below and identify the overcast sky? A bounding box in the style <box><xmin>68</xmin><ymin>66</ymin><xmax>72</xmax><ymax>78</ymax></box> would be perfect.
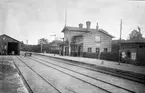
<box><xmin>0</xmin><ymin>0</ymin><xmax>145</xmax><ymax>44</ymax></box>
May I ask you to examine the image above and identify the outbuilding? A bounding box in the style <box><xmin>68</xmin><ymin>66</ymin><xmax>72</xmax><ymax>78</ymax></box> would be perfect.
<box><xmin>121</xmin><ymin>40</ymin><xmax>145</xmax><ymax>65</ymax></box>
<box><xmin>0</xmin><ymin>34</ymin><xmax>21</xmax><ymax>55</ymax></box>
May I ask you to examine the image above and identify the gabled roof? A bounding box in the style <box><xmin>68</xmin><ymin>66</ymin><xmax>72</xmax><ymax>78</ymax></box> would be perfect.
<box><xmin>62</xmin><ymin>26</ymin><xmax>115</xmax><ymax>38</ymax></box>
<box><xmin>121</xmin><ymin>39</ymin><xmax>145</xmax><ymax>44</ymax></box>
<box><xmin>0</xmin><ymin>34</ymin><xmax>21</xmax><ymax>43</ymax></box>
<box><xmin>61</xmin><ymin>26</ymin><xmax>89</xmax><ymax>32</ymax></box>
<box><xmin>83</xmin><ymin>29</ymin><xmax>115</xmax><ymax>38</ymax></box>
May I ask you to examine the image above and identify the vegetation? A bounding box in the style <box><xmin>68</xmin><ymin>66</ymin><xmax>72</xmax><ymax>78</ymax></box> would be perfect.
<box><xmin>21</xmin><ymin>38</ymin><xmax>62</xmax><ymax>54</ymax></box>
<box><xmin>38</xmin><ymin>38</ymin><xmax>49</xmax><ymax>45</ymax></box>
<box><xmin>128</xmin><ymin>26</ymin><xmax>143</xmax><ymax>40</ymax></box>
<box><xmin>83</xmin><ymin>52</ymin><xmax>99</xmax><ymax>59</ymax></box>
<box><xmin>100</xmin><ymin>52</ymin><xmax>119</xmax><ymax>62</ymax></box>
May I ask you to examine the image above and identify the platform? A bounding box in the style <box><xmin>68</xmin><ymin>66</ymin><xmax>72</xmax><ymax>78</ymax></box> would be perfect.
<box><xmin>35</xmin><ymin>53</ymin><xmax>145</xmax><ymax>83</ymax></box>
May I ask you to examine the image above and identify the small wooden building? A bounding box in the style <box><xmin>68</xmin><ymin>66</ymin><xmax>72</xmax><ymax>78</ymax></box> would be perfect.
<box><xmin>121</xmin><ymin>40</ymin><xmax>145</xmax><ymax>65</ymax></box>
<box><xmin>0</xmin><ymin>34</ymin><xmax>21</xmax><ymax>55</ymax></box>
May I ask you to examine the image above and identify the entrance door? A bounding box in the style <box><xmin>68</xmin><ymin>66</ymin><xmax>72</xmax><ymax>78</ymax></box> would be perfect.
<box><xmin>65</xmin><ymin>47</ymin><xmax>69</xmax><ymax>55</ymax></box>
<box><xmin>78</xmin><ymin>44</ymin><xmax>83</xmax><ymax>57</ymax></box>
<box><xmin>7</xmin><ymin>42</ymin><xmax>19</xmax><ymax>55</ymax></box>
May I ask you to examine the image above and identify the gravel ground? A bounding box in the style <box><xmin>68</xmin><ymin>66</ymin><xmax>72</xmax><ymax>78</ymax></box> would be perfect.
<box><xmin>0</xmin><ymin>56</ymin><xmax>29</xmax><ymax>93</ymax></box>
<box><xmin>17</xmin><ymin>56</ymin><xmax>108</xmax><ymax>93</ymax></box>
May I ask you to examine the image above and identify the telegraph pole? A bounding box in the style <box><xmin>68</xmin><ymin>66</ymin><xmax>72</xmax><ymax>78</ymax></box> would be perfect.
<box><xmin>64</xmin><ymin>8</ymin><xmax>67</xmax><ymax>27</ymax></box>
<box><xmin>40</xmin><ymin>43</ymin><xmax>42</xmax><ymax>53</ymax></box>
<box><xmin>118</xmin><ymin>19</ymin><xmax>122</xmax><ymax>65</ymax></box>
<box><xmin>1</xmin><ymin>0</ymin><xmax>8</xmax><ymax>34</ymax></box>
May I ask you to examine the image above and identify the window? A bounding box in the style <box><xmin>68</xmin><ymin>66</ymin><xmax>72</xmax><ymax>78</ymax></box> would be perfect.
<box><xmin>88</xmin><ymin>47</ymin><xmax>92</xmax><ymax>52</ymax></box>
<box><xmin>104</xmin><ymin>48</ymin><xmax>108</xmax><ymax>52</ymax></box>
<box><xmin>96</xmin><ymin>48</ymin><xmax>100</xmax><ymax>54</ymax></box>
<box><xmin>95</xmin><ymin>36</ymin><xmax>101</xmax><ymax>43</ymax></box>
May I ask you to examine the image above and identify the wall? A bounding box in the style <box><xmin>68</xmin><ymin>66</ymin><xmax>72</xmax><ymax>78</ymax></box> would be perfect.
<box><xmin>83</xmin><ymin>31</ymin><xmax>112</xmax><ymax>53</ymax></box>
<box><xmin>64</xmin><ymin>30</ymin><xmax>86</xmax><ymax>43</ymax></box>
<box><xmin>74</xmin><ymin>36</ymin><xmax>83</xmax><ymax>44</ymax></box>
<box><xmin>0</xmin><ymin>35</ymin><xmax>20</xmax><ymax>55</ymax></box>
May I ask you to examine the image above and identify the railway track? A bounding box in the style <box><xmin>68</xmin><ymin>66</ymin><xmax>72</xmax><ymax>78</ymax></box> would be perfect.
<box><xmin>18</xmin><ymin>56</ymin><xmax>112</xmax><ymax>93</ymax></box>
<box><xmin>15</xmin><ymin>56</ymin><xmax>62</xmax><ymax>93</ymax></box>
<box><xmin>21</xmin><ymin>55</ymin><xmax>136</xmax><ymax>93</ymax></box>
<box><xmin>34</xmin><ymin>54</ymin><xmax>145</xmax><ymax>84</ymax></box>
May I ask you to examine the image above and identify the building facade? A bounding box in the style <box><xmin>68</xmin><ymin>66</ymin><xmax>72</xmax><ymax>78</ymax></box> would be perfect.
<box><xmin>121</xmin><ymin>40</ymin><xmax>145</xmax><ymax>65</ymax></box>
<box><xmin>61</xmin><ymin>21</ymin><xmax>114</xmax><ymax>57</ymax></box>
<box><xmin>0</xmin><ymin>34</ymin><xmax>21</xmax><ymax>55</ymax></box>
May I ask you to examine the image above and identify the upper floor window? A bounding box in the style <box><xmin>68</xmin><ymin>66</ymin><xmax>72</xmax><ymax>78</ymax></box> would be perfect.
<box><xmin>88</xmin><ymin>47</ymin><xmax>92</xmax><ymax>52</ymax></box>
<box><xmin>96</xmin><ymin>48</ymin><xmax>100</xmax><ymax>54</ymax></box>
<box><xmin>95</xmin><ymin>36</ymin><xmax>101</xmax><ymax>43</ymax></box>
<box><xmin>104</xmin><ymin>48</ymin><xmax>108</xmax><ymax>52</ymax></box>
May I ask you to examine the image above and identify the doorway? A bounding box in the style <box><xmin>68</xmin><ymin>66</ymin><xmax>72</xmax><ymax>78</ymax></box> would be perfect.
<box><xmin>7</xmin><ymin>42</ymin><xmax>19</xmax><ymax>55</ymax></box>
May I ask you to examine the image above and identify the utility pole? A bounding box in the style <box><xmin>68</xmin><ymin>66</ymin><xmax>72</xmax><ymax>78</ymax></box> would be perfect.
<box><xmin>60</xmin><ymin>37</ymin><xmax>64</xmax><ymax>56</ymax></box>
<box><xmin>50</xmin><ymin>34</ymin><xmax>57</xmax><ymax>55</ymax></box>
<box><xmin>26</xmin><ymin>40</ymin><xmax>28</xmax><ymax>52</ymax></box>
<box><xmin>118</xmin><ymin>19</ymin><xmax>122</xmax><ymax>65</ymax></box>
<box><xmin>64</xmin><ymin>8</ymin><xmax>67</xmax><ymax>27</ymax></box>
<box><xmin>1</xmin><ymin>0</ymin><xmax>8</xmax><ymax>34</ymax></box>
<box><xmin>40</xmin><ymin>43</ymin><xmax>42</xmax><ymax>53</ymax></box>
<box><xmin>39</xmin><ymin>40</ymin><xmax>43</xmax><ymax>53</ymax></box>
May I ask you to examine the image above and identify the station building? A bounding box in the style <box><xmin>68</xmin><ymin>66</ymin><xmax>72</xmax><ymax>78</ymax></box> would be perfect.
<box><xmin>0</xmin><ymin>34</ymin><xmax>21</xmax><ymax>55</ymax></box>
<box><xmin>61</xmin><ymin>21</ymin><xmax>115</xmax><ymax>57</ymax></box>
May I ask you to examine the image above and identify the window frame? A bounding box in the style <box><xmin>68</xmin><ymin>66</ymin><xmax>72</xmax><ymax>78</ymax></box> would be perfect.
<box><xmin>88</xmin><ymin>47</ymin><xmax>92</xmax><ymax>52</ymax></box>
<box><xmin>104</xmin><ymin>48</ymin><xmax>108</xmax><ymax>52</ymax></box>
<box><xmin>96</xmin><ymin>48</ymin><xmax>100</xmax><ymax>54</ymax></box>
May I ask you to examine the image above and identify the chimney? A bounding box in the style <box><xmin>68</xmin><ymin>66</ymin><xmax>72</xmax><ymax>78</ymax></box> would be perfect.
<box><xmin>96</xmin><ymin>22</ymin><xmax>99</xmax><ymax>30</ymax></box>
<box><xmin>86</xmin><ymin>21</ymin><xmax>91</xmax><ymax>29</ymax></box>
<box><xmin>78</xmin><ymin>23</ymin><xmax>83</xmax><ymax>28</ymax></box>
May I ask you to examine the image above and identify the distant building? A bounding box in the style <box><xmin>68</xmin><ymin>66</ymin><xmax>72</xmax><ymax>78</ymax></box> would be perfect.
<box><xmin>61</xmin><ymin>21</ymin><xmax>114</xmax><ymax>57</ymax></box>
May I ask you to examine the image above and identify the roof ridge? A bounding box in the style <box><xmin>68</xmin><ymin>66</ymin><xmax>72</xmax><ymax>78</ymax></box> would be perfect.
<box><xmin>0</xmin><ymin>34</ymin><xmax>20</xmax><ymax>43</ymax></box>
<box><xmin>62</xmin><ymin>26</ymin><xmax>114</xmax><ymax>38</ymax></box>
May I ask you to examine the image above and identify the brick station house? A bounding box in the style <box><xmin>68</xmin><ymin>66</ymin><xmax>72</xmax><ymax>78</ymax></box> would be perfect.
<box><xmin>60</xmin><ymin>21</ymin><xmax>115</xmax><ymax>58</ymax></box>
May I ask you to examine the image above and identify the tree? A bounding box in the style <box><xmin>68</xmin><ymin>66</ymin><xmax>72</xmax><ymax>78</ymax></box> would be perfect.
<box><xmin>128</xmin><ymin>27</ymin><xmax>142</xmax><ymax>40</ymax></box>
<box><xmin>38</xmin><ymin>38</ymin><xmax>49</xmax><ymax>45</ymax></box>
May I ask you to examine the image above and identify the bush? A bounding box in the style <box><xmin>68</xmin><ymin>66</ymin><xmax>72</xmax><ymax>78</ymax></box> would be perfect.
<box><xmin>49</xmin><ymin>50</ymin><xmax>59</xmax><ymax>54</ymax></box>
<box><xmin>100</xmin><ymin>52</ymin><xmax>119</xmax><ymax>62</ymax></box>
<box><xmin>83</xmin><ymin>52</ymin><xmax>99</xmax><ymax>59</ymax></box>
<box><xmin>71</xmin><ymin>52</ymin><xmax>78</xmax><ymax>56</ymax></box>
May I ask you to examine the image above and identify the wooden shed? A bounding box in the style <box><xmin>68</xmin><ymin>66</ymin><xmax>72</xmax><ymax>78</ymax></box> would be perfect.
<box><xmin>121</xmin><ymin>40</ymin><xmax>145</xmax><ymax>65</ymax></box>
<box><xmin>0</xmin><ymin>34</ymin><xmax>21</xmax><ymax>55</ymax></box>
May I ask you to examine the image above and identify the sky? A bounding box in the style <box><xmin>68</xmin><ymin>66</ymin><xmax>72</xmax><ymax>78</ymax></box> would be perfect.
<box><xmin>0</xmin><ymin>0</ymin><xmax>145</xmax><ymax>44</ymax></box>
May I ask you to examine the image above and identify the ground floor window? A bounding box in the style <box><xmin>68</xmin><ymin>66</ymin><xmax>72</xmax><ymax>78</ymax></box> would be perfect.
<box><xmin>88</xmin><ymin>47</ymin><xmax>92</xmax><ymax>52</ymax></box>
<box><xmin>104</xmin><ymin>48</ymin><xmax>108</xmax><ymax>52</ymax></box>
<box><xmin>96</xmin><ymin>48</ymin><xmax>100</xmax><ymax>54</ymax></box>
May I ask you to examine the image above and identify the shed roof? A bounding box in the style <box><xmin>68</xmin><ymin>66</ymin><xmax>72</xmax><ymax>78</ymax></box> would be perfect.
<box><xmin>121</xmin><ymin>40</ymin><xmax>145</xmax><ymax>44</ymax></box>
<box><xmin>0</xmin><ymin>34</ymin><xmax>21</xmax><ymax>43</ymax></box>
